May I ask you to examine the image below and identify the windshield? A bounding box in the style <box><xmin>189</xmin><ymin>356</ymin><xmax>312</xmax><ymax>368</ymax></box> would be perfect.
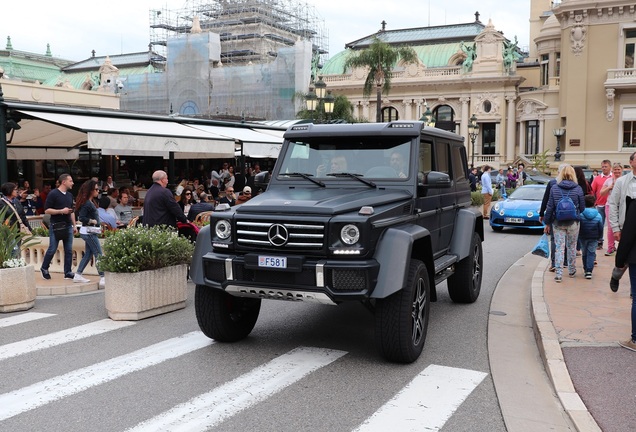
<box><xmin>277</xmin><ymin>137</ymin><xmax>412</xmax><ymax>180</ymax></box>
<box><xmin>508</xmin><ymin>186</ymin><xmax>546</xmax><ymax>201</ymax></box>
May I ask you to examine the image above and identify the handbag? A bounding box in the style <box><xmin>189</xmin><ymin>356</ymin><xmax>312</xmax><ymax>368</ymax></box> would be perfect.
<box><xmin>1</xmin><ymin>197</ymin><xmax>31</xmax><ymax>234</ymax></box>
<box><xmin>86</xmin><ymin>226</ymin><xmax>103</xmax><ymax>234</ymax></box>
<box><xmin>531</xmin><ymin>233</ymin><xmax>550</xmax><ymax>259</ymax></box>
<box><xmin>50</xmin><ymin>221</ymin><xmax>68</xmax><ymax>239</ymax></box>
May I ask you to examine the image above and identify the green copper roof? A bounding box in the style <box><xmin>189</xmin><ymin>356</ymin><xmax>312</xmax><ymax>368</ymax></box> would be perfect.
<box><xmin>346</xmin><ymin>22</ymin><xmax>485</xmax><ymax>48</ymax></box>
<box><xmin>0</xmin><ymin>55</ymin><xmax>65</xmax><ymax>83</ymax></box>
<box><xmin>321</xmin><ymin>42</ymin><xmax>464</xmax><ymax>75</ymax></box>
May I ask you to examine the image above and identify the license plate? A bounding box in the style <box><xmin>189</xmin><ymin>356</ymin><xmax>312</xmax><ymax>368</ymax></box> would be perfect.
<box><xmin>504</xmin><ymin>217</ymin><xmax>525</xmax><ymax>224</ymax></box>
<box><xmin>258</xmin><ymin>256</ymin><xmax>287</xmax><ymax>269</ymax></box>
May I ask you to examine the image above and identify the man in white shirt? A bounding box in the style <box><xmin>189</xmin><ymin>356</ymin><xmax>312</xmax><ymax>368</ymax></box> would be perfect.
<box><xmin>481</xmin><ymin>165</ymin><xmax>493</xmax><ymax>219</ymax></box>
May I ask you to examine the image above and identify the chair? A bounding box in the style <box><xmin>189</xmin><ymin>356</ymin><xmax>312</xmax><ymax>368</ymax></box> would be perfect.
<box><xmin>194</xmin><ymin>211</ymin><xmax>213</xmax><ymax>225</ymax></box>
<box><xmin>127</xmin><ymin>216</ymin><xmax>141</xmax><ymax>228</ymax></box>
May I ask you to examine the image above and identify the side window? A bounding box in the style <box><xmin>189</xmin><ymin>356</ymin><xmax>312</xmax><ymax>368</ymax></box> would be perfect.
<box><xmin>451</xmin><ymin>145</ymin><xmax>467</xmax><ymax>181</ymax></box>
<box><xmin>419</xmin><ymin>141</ymin><xmax>433</xmax><ymax>173</ymax></box>
<box><xmin>434</xmin><ymin>142</ymin><xmax>450</xmax><ymax>174</ymax></box>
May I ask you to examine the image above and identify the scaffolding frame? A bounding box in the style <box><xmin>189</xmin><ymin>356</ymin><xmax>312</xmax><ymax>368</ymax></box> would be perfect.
<box><xmin>149</xmin><ymin>0</ymin><xmax>328</xmax><ymax>64</ymax></box>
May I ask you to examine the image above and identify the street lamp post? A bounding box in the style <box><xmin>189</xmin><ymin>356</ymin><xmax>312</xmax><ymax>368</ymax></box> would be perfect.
<box><xmin>0</xmin><ymin>67</ymin><xmax>7</xmax><ymax>185</ymax></box>
<box><xmin>553</xmin><ymin>127</ymin><xmax>565</xmax><ymax>161</ymax></box>
<box><xmin>419</xmin><ymin>102</ymin><xmax>436</xmax><ymax>127</ymax></box>
<box><xmin>305</xmin><ymin>76</ymin><xmax>335</xmax><ymax>123</ymax></box>
<box><xmin>468</xmin><ymin>113</ymin><xmax>480</xmax><ymax>169</ymax></box>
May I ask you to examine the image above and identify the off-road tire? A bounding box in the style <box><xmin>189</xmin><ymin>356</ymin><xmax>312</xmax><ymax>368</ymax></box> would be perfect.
<box><xmin>447</xmin><ymin>232</ymin><xmax>482</xmax><ymax>303</ymax></box>
<box><xmin>375</xmin><ymin>259</ymin><xmax>430</xmax><ymax>363</ymax></box>
<box><xmin>195</xmin><ymin>285</ymin><xmax>261</xmax><ymax>342</ymax></box>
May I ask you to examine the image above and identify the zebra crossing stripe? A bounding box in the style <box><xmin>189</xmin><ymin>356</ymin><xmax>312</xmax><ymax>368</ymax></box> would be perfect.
<box><xmin>0</xmin><ymin>312</ymin><xmax>55</xmax><ymax>328</ymax></box>
<box><xmin>0</xmin><ymin>331</ymin><xmax>213</xmax><ymax>421</ymax></box>
<box><xmin>0</xmin><ymin>319</ymin><xmax>135</xmax><ymax>361</ymax></box>
<box><xmin>354</xmin><ymin>364</ymin><xmax>487</xmax><ymax>432</ymax></box>
<box><xmin>127</xmin><ymin>346</ymin><xmax>347</xmax><ymax>432</ymax></box>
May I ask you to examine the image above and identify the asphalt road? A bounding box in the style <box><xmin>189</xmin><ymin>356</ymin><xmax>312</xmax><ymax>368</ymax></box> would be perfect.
<box><xmin>0</xmin><ymin>223</ymin><xmax>540</xmax><ymax>431</ymax></box>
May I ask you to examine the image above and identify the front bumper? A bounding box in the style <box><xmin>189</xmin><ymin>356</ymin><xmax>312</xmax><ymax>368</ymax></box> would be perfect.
<box><xmin>202</xmin><ymin>251</ymin><xmax>380</xmax><ymax>304</ymax></box>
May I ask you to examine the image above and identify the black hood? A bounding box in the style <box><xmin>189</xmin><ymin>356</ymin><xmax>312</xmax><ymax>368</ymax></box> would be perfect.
<box><xmin>235</xmin><ymin>188</ymin><xmax>412</xmax><ymax>216</ymax></box>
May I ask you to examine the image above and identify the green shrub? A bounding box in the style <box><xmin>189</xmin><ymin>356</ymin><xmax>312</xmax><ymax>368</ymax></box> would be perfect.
<box><xmin>98</xmin><ymin>225</ymin><xmax>195</xmax><ymax>273</ymax></box>
<box><xmin>0</xmin><ymin>206</ymin><xmax>39</xmax><ymax>268</ymax></box>
<box><xmin>471</xmin><ymin>188</ymin><xmax>512</xmax><ymax>206</ymax></box>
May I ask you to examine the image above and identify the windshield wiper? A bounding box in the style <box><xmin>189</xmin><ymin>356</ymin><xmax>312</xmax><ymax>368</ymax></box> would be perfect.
<box><xmin>327</xmin><ymin>172</ymin><xmax>377</xmax><ymax>188</ymax></box>
<box><xmin>283</xmin><ymin>172</ymin><xmax>325</xmax><ymax>187</ymax></box>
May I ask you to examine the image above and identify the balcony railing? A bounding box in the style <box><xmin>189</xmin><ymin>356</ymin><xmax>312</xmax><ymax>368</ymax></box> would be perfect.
<box><xmin>322</xmin><ymin>66</ymin><xmax>463</xmax><ymax>86</ymax></box>
<box><xmin>605</xmin><ymin>68</ymin><xmax>636</xmax><ymax>89</ymax></box>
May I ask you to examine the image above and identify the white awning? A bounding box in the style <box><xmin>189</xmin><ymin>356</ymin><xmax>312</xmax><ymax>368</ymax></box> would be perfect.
<box><xmin>186</xmin><ymin>124</ymin><xmax>284</xmax><ymax>158</ymax></box>
<box><xmin>7</xmin><ymin>148</ymin><xmax>80</xmax><ymax>160</ymax></box>
<box><xmin>12</xmin><ymin>110</ymin><xmax>236</xmax><ymax>157</ymax></box>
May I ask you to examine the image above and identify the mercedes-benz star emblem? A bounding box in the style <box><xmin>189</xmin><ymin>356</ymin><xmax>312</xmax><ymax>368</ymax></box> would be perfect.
<box><xmin>267</xmin><ymin>224</ymin><xmax>289</xmax><ymax>246</ymax></box>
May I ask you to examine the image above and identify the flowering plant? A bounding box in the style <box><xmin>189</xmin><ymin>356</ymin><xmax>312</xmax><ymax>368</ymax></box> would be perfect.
<box><xmin>0</xmin><ymin>206</ymin><xmax>39</xmax><ymax>269</ymax></box>
<box><xmin>97</xmin><ymin>225</ymin><xmax>194</xmax><ymax>273</ymax></box>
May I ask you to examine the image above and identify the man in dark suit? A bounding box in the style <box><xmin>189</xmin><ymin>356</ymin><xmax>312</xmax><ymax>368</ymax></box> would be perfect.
<box><xmin>142</xmin><ymin>170</ymin><xmax>187</xmax><ymax>228</ymax></box>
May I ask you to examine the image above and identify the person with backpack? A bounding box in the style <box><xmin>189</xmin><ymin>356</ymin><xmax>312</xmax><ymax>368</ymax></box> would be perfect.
<box><xmin>543</xmin><ymin>165</ymin><xmax>585</xmax><ymax>282</ymax></box>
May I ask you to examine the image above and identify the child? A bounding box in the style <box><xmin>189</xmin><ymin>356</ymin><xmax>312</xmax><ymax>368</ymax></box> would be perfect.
<box><xmin>579</xmin><ymin>194</ymin><xmax>604</xmax><ymax>279</ymax></box>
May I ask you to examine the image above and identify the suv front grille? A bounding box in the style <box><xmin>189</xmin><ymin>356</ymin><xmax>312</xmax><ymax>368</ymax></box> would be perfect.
<box><xmin>236</xmin><ymin>221</ymin><xmax>325</xmax><ymax>250</ymax></box>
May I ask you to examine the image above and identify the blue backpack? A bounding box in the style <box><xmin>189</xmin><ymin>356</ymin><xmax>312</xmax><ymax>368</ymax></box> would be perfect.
<box><xmin>555</xmin><ymin>189</ymin><xmax>579</xmax><ymax>221</ymax></box>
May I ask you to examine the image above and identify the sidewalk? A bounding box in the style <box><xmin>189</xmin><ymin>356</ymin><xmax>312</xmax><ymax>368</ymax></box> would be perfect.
<box><xmin>531</xmin><ymin>249</ymin><xmax>634</xmax><ymax>432</ymax></box>
<box><xmin>35</xmin><ymin>271</ymin><xmax>101</xmax><ymax>296</ymax></box>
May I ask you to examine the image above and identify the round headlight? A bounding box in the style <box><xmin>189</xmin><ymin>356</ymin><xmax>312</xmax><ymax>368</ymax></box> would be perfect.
<box><xmin>341</xmin><ymin>224</ymin><xmax>360</xmax><ymax>245</ymax></box>
<box><xmin>215</xmin><ymin>220</ymin><xmax>231</xmax><ymax>239</ymax></box>
<box><xmin>527</xmin><ymin>211</ymin><xmax>534</xmax><ymax>218</ymax></box>
<box><xmin>494</xmin><ymin>203</ymin><xmax>500</xmax><ymax>211</ymax></box>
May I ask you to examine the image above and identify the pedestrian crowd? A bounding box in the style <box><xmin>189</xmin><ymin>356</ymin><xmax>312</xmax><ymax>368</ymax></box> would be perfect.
<box><xmin>528</xmin><ymin>157</ymin><xmax>636</xmax><ymax>354</ymax></box>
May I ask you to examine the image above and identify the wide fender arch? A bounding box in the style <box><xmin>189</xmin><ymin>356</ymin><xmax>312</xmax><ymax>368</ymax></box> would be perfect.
<box><xmin>190</xmin><ymin>224</ymin><xmax>212</xmax><ymax>285</ymax></box>
<box><xmin>449</xmin><ymin>207</ymin><xmax>483</xmax><ymax>261</ymax></box>
<box><xmin>371</xmin><ymin>224</ymin><xmax>434</xmax><ymax>299</ymax></box>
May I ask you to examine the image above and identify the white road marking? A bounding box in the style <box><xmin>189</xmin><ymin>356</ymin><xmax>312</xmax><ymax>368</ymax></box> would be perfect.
<box><xmin>354</xmin><ymin>364</ymin><xmax>488</xmax><ymax>432</ymax></box>
<box><xmin>0</xmin><ymin>319</ymin><xmax>135</xmax><ymax>361</ymax></box>
<box><xmin>127</xmin><ymin>346</ymin><xmax>347</xmax><ymax>432</ymax></box>
<box><xmin>0</xmin><ymin>312</ymin><xmax>55</xmax><ymax>328</ymax></box>
<box><xmin>0</xmin><ymin>331</ymin><xmax>214</xmax><ymax>421</ymax></box>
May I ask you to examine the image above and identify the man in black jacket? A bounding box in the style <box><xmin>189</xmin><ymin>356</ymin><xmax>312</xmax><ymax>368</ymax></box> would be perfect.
<box><xmin>142</xmin><ymin>170</ymin><xmax>187</xmax><ymax>228</ymax></box>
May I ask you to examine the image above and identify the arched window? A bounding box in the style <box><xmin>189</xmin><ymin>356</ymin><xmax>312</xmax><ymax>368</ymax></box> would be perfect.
<box><xmin>381</xmin><ymin>107</ymin><xmax>399</xmax><ymax>122</ymax></box>
<box><xmin>433</xmin><ymin>105</ymin><xmax>455</xmax><ymax>132</ymax></box>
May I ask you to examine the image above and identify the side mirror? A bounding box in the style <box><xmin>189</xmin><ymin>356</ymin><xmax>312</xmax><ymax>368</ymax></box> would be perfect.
<box><xmin>421</xmin><ymin>171</ymin><xmax>451</xmax><ymax>188</ymax></box>
<box><xmin>254</xmin><ymin>170</ymin><xmax>270</xmax><ymax>192</ymax></box>
<box><xmin>417</xmin><ymin>171</ymin><xmax>451</xmax><ymax>196</ymax></box>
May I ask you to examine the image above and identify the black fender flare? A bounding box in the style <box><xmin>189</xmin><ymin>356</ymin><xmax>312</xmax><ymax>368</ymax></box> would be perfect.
<box><xmin>371</xmin><ymin>224</ymin><xmax>433</xmax><ymax>299</ymax></box>
<box><xmin>448</xmin><ymin>207</ymin><xmax>483</xmax><ymax>261</ymax></box>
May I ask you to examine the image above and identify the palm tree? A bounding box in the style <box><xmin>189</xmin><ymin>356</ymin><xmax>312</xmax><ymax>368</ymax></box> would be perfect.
<box><xmin>342</xmin><ymin>37</ymin><xmax>418</xmax><ymax>122</ymax></box>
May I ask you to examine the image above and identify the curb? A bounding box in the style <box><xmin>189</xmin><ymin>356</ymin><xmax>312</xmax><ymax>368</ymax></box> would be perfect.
<box><xmin>529</xmin><ymin>257</ymin><xmax>602</xmax><ymax>432</ymax></box>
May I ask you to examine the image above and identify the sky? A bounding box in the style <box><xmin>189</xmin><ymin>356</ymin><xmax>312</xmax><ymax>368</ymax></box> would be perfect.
<box><xmin>1</xmin><ymin>0</ymin><xmax>531</xmax><ymax>62</ymax></box>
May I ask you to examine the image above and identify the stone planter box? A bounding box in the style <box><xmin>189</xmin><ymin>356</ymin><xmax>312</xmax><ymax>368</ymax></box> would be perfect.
<box><xmin>105</xmin><ymin>264</ymin><xmax>188</xmax><ymax>320</ymax></box>
<box><xmin>0</xmin><ymin>265</ymin><xmax>36</xmax><ymax>312</ymax></box>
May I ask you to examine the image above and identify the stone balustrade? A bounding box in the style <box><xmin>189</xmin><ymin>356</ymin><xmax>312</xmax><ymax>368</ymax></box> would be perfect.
<box><xmin>21</xmin><ymin>237</ymin><xmax>104</xmax><ymax>276</ymax></box>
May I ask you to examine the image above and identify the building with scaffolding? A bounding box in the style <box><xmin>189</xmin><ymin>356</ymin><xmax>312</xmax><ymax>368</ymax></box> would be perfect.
<box><xmin>116</xmin><ymin>0</ymin><xmax>328</xmax><ymax>119</ymax></box>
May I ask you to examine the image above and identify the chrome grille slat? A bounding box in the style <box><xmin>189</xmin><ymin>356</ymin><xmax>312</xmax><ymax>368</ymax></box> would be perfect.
<box><xmin>237</xmin><ymin>220</ymin><xmax>325</xmax><ymax>249</ymax></box>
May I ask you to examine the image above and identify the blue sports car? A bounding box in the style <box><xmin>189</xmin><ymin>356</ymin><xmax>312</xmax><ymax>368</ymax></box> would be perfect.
<box><xmin>490</xmin><ymin>184</ymin><xmax>547</xmax><ymax>231</ymax></box>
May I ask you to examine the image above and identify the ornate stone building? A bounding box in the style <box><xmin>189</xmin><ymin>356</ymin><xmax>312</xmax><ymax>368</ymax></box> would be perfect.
<box><xmin>321</xmin><ymin>0</ymin><xmax>636</xmax><ymax>170</ymax></box>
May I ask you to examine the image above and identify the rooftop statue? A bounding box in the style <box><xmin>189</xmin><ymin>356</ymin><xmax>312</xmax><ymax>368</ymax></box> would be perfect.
<box><xmin>461</xmin><ymin>42</ymin><xmax>476</xmax><ymax>72</ymax></box>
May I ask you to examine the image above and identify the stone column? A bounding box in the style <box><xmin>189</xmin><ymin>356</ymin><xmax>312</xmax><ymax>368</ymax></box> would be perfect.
<box><xmin>362</xmin><ymin>101</ymin><xmax>370</xmax><ymax>122</ymax></box>
<box><xmin>538</xmin><ymin>115</ymin><xmax>545</xmax><ymax>154</ymax></box>
<box><xmin>506</xmin><ymin>95</ymin><xmax>516</xmax><ymax>163</ymax></box>
<box><xmin>402</xmin><ymin>99</ymin><xmax>412</xmax><ymax>120</ymax></box>
<box><xmin>459</xmin><ymin>96</ymin><xmax>470</xmax><ymax>139</ymax></box>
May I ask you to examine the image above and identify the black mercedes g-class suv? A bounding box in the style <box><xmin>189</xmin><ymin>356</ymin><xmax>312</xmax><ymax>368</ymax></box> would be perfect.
<box><xmin>190</xmin><ymin>121</ymin><xmax>483</xmax><ymax>363</ymax></box>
